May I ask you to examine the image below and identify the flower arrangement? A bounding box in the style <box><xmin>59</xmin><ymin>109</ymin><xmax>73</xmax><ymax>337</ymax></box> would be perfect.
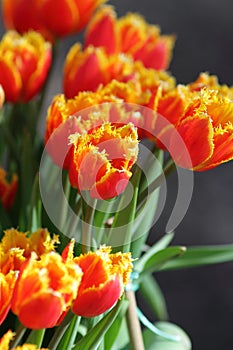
<box><xmin>0</xmin><ymin>1</ymin><xmax>233</xmax><ymax>350</ymax></box>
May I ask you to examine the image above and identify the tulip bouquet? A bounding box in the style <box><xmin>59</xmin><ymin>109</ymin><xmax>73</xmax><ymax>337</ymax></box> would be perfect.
<box><xmin>0</xmin><ymin>1</ymin><xmax>233</xmax><ymax>350</ymax></box>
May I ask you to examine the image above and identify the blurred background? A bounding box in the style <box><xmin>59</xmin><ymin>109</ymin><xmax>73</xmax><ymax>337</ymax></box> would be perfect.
<box><xmin>1</xmin><ymin>0</ymin><xmax>233</xmax><ymax>349</ymax></box>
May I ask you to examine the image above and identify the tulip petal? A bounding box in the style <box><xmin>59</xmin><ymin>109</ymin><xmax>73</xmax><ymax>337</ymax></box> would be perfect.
<box><xmin>170</xmin><ymin>115</ymin><xmax>214</xmax><ymax>169</ymax></box>
<box><xmin>72</xmin><ymin>277</ymin><xmax>122</xmax><ymax>317</ymax></box>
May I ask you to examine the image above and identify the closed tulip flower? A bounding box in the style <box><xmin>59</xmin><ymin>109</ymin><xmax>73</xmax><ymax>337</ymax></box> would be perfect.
<box><xmin>37</xmin><ymin>0</ymin><xmax>106</xmax><ymax>38</ymax></box>
<box><xmin>2</xmin><ymin>0</ymin><xmax>105</xmax><ymax>39</ymax></box>
<box><xmin>11</xmin><ymin>252</ymin><xmax>82</xmax><ymax>329</ymax></box>
<box><xmin>72</xmin><ymin>246</ymin><xmax>132</xmax><ymax>317</ymax></box>
<box><xmin>0</xmin><ymin>31</ymin><xmax>51</xmax><ymax>102</ymax></box>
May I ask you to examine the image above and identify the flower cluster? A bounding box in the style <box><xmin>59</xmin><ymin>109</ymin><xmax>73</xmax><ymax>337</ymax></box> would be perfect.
<box><xmin>0</xmin><ymin>229</ymin><xmax>132</xmax><ymax>329</ymax></box>
<box><xmin>0</xmin><ymin>0</ymin><xmax>233</xmax><ymax>349</ymax></box>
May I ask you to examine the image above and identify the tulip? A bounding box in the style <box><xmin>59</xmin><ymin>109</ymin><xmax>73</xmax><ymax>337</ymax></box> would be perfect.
<box><xmin>69</xmin><ymin>122</ymin><xmax>138</xmax><ymax>199</ymax></box>
<box><xmin>0</xmin><ymin>271</ymin><xmax>17</xmax><ymax>325</ymax></box>
<box><xmin>156</xmin><ymin>85</ymin><xmax>233</xmax><ymax>171</ymax></box>
<box><xmin>85</xmin><ymin>5</ymin><xmax>175</xmax><ymax>70</ymax></box>
<box><xmin>0</xmin><ymin>228</ymin><xmax>59</xmax><ymax>274</ymax></box>
<box><xmin>72</xmin><ymin>246</ymin><xmax>132</xmax><ymax>317</ymax></box>
<box><xmin>63</xmin><ymin>44</ymin><xmax>111</xmax><ymax>98</ymax></box>
<box><xmin>37</xmin><ymin>0</ymin><xmax>106</xmax><ymax>37</ymax></box>
<box><xmin>0</xmin><ymin>31</ymin><xmax>51</xmax><ymax>102</ymax></box>
<box><xmin>2</xmin><ymin>0</ymin><xmax>105</xmax><ymax>40</ymax></box>
<box><xmin>0</xmin><ymin>167</ymin><xmax>18</xmax><ymax>211</ymax></box>
<box><xmin>11</xmin><ymin>252</ymin><xmax>82</xmax><ymax>329</ymax></box>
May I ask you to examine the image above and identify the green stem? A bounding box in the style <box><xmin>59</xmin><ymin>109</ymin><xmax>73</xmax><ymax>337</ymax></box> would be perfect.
<box><xmin>81</xmin><ymin>193</ymin><xmax>97</xmax><ymax>253</ymax></box>
<box><xmin>56</xmin><ymin>315</ymin><xmax>81</xmax><ymax>350</ymax></box>
<box><xmin>48</xmin><ymin>310</ymin><xmax>74</xmax><ymax>350</ymax></box>
<box><xmin>137</xmin><ymin>158</ymin><xmax>175</xmax><ymax>209</ymax></box>
<box><xmin>10</xmin><ymin>324</ymin><xmax>27</xmax><ymax>348</ymax></box>
<box><xmin>59</xmin><ymin>170</ymin><xmax>71</xmax><ymax>232</ymax></box>
<box><xmin>26</xmin><ymin>329</ymin><xmax>45</xmax><ymax>348</ymax></box>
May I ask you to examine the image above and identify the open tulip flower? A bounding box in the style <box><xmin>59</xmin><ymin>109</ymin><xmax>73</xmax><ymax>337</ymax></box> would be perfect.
<box><xmin>84</xmin><ymin>5</ymin><xmax>175</xmax><ymax>70</ymax></box>
<box><xmin>155</xmin><ymin>78</ymin><xmax>233</xmax><ymax>171</ymax></box>
<box><xmin>68</xmin><ymin>122</ymin><xmax>139</xmax><ymax>199</ymax></box>
<box><xmin>72</xmin><ymin>246</ymin><xmax>132</xmax><ymax>317</ymax></box>
<box><xmin>11</xmin><ymin>252</ymin><xmax>83</xmax><ymax>329</ymax></box>
<box><xmin>0</xmin><ymin>31</ymin><xmax>52</xmax><ymax>102</ymax></box>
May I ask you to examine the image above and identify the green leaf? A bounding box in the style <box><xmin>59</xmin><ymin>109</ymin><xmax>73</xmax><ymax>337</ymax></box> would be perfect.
<box><xmin>26</xmin><ymin>329</ymin><xmax>45</xmax><ymax>348</ymax></box>
<box><xmin>28</xmin><ymin>173</ymin><xmax>42</xmax><ymax>232</ymax></box>
<box><xmin>161</xmin><ymin>244</ymin><xmax>233</xmax><ymax>270</ymax></box>
<box><xmin>139</xmin><ymin>274</ymin><xmax>168</xmax><ymax>321</ymax></box>
<box><xmin>134</xmin><ymin>232</ymin><xmax>175</xmax><ymax>273</ymax></box>
<box><xmin>56</xmin><ymin>315</ymin><xmax>81</xmax><ymax>350</ymax></box>
<box><xmin>73</xmin><ymin>299</ymin><xmax>126</xmax><ymax>350</ymax></box>
<box><xmin>104</xmin><ymin>299</ymin><xmax>129</xmax><ymax>350</ymax></box>
<box><xmin>139</xmin><ymin>246</ymin><xmax>186</xmax><ymax>277</ymax></box>
<box><xmin>143</xmin><ymin>322</ymin><xmax>192</xmax><ymax>350</ymax></box>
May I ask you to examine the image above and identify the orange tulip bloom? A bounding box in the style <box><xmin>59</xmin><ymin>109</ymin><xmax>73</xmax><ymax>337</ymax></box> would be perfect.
<box><xmin>0</xmin><ymin>228</ymin><xmax>59</xmax><ymax>274</ymax></box>
<box><xmin>45</xmin><ymin>92</ymin><xmax>122</xmax><ymax>168</ymax></box>
<box><xmin>0</xmin><ymin>271</ymin><xmax>17</xmax><ymax>325</ymax></box>
<box><xmin>63</xmin><ymin>40</ymin><xmax>175</xmax><ymax>99</ymax></box>
<box><xmin>0</xmin><ymin>31</ymin><xmax>51</xmax><ymax>102</ymax></box>
<box><xmin>156</xmin><ymin>84</ymin><xmax>233</xmax><ymax>171</ymax></box>
<box><xmin>72</xmin><ymin>246</ymin><xmax>132</xmax><ymax>317</ymax></box>
<box><xmin>11</xmin><ymin>252</ymin><xmax>82</xmax><ymax>329</ymax></box>
<box><xmin>69</xmin><ymin>122</ymin><xmax>138</xmax><ymax>199</ymax></box>
<box><xmin>0</xmin><ymin>167</ymin><xmax>18</xmax><ymax>211</ymax></box>
<box><xmin>85</xmin><ymin>5</ymin><xmax>175</xmax><ymax>70</ymax></box>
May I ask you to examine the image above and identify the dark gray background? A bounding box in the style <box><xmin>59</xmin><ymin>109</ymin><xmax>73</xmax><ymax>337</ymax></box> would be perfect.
<box><xmin>1</xmin><ymin>1</ymin><xmax>233</xmax><ymax>349</ymax></box>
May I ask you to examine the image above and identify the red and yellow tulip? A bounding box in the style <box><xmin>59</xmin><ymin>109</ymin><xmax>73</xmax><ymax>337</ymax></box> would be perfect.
<box><xmin>2</xmin><ymin>0</ymin><xmax>106</xmax><ymax>39</ymax></box>
<box><xmin>0</xmin><ymin>31</ymin><xmax>51</xmax><ymax>102</ymax></box>
<box><xmin>0</xmin><ymin>228</ymin><xmax>59</xmax><ymax>274</ymax></box>
<box><xmin>156</xmin><ymin>78</ymin><xmax>233</xmax><ymax>171</ymax></box>
<box><xmin>85</xmin><ymin>5</ymin><xmax>175</xmax><ymax>70</ymax></box>
<box><xmin>69</xmin><ymin>122</ymin><xmax>138</xmax><ymax>199</ymax></box>
<box><xmin>11</xmin><ymin>252</ymin><xmax>82</xmax><ymax>329</ymax></box>
<box><xmin>72</xmin><ymin>246</ymin><xmax>132</xmax><ymax>317</ymax></box>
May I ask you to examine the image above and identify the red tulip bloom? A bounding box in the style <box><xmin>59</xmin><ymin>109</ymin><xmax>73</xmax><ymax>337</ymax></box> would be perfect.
<box><xmin>72</xmin><ymin>246</ymin><xmax>132</xmax><ymax>317</ymax></box>
<box><xmin>0</xmin><ymin>31</ymin><xmax>52</xmax><ymax>102</ymax></box>
<box><xmin>69</xmin><ymin>122</ymin><xmax>138</xmax><ymax>199</ymax></box>
<box><xmin>2</xmin><ymin>0</ymin><xmax>105</xmax><ymax>39</ymax></box>
<box><xmin>11</xmin><ymin>252</ymin><xmax>82</xmax><ymax>329</ymax></box>
<box><xmin>156</xmin><ymin>83</ymin><xmax>233</xmax><ymax>171</ymax></box>
<box><xmin>85</xmin><ymin>5</ymin><xmax>175</xmax><ymax>70</ymax></box>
